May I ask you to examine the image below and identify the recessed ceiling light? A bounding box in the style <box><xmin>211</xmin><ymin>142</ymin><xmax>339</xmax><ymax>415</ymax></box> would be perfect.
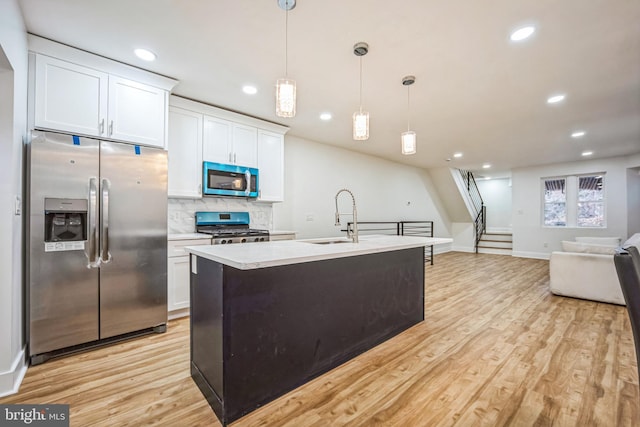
<box><xmin>547</xmin><ymin>94</ymin><xmax>566</xmax><ymax>104</ymax></box>
<box><xmin>482</xmin><ymin>163</ymin><xmax>491</xmax><ymax>169</ymax></box>
<box><xmin>319</xmin><ymin>112</ymin><xmax>332</xmax><ymax>121</ymax></box>
<box><xmin>582</xmin><ymin>151</ymin><xmax>593</xmax><ymax>156</ymax></box>
<box><xmin>242</xmin><ymin>85</ymin><xmax>258</xmax><ymax>95</ymax></box>
<box><xmin>571</xmin><ymin>130</ymin><xmax>586</xmax><ymax>138</ymax></box>
<box><xmin>484</xmin><ymin>176</ymin><xmax>492</xmax><ymax>180</ymax></box>
<box><xmin>510</xmin><ymin>26</ymin><xmax>536</xmax><ymax>42</ymax></box>
<box><xmin>134</xmin><ymin>48</ymin><xmax>156</xmax><ymax>61</ymax></box>
<box><xmin>453</xmin><ymin>152</ymin><xmax>463</xmax><ymax>158</ymax></box>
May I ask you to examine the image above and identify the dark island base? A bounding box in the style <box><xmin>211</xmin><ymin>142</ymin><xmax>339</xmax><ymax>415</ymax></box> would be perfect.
<box><xmin>190</xmin><ymin>247</ymin><xmax>425</xmax><ymax>426</ymax></box>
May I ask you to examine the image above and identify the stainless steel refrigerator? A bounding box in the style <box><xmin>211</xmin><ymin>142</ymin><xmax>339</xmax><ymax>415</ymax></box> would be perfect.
<box><xmin>27</xmin><ymin>130</ymin><xmax>168</xmax><ymax>364</ymax></box>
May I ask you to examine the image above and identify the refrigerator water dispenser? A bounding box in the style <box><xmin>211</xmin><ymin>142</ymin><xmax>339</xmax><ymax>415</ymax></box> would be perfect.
<box><xmin>44</xmin><ymin>198</ymin><xmax>88</xmax><ymax>242</ymax></box>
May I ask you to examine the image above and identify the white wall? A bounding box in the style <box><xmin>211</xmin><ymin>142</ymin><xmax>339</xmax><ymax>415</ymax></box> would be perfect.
<box><xmin>627</xmin><ymin>167</ymin><xmax>640</xmax><ymax>236</ymax></box>
<box><xmin>0</xmin><ymin>0</ymin><xmax>28</xmax><ymax>397</ymax></box>
<box><xmin>477</xmin><ymin>178</ymin><xmax>512</xmax><ymax>231</ymax></box>
<box><xmin>273</xmin><ymin>135</ymin><xmax>452</xmax><ymax>247</ymax></box>
<box><xmin>511</xmin><ymin>155</ymin><xmax>633</xmax><ymax>259</ymax></box>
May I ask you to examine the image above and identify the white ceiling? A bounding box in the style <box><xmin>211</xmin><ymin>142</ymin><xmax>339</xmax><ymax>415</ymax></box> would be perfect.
<box><xmin>18</xmin><ymin>0</ymin><xmax>640</xmax><ymax>176</ymax></box>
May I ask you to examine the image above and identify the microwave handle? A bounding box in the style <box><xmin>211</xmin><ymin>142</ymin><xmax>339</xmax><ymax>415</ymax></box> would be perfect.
<box><xmin>245</xmin><ymin>170</ymin><xmax>251</xmax><ymax>196</ymax></box>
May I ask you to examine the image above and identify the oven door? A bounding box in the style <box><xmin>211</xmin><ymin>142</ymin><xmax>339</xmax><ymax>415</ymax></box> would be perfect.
<box><xmin>203</xmin><ymin>162</ymin><xmax>259</xmax><ymax>197</ymax></box>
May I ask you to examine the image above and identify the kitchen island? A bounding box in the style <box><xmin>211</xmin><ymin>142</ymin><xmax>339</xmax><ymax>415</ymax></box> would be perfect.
<box><xmin>186</xmin><ymin>235</ymin><xmax>451</xmax><ymax>426</ymax></box>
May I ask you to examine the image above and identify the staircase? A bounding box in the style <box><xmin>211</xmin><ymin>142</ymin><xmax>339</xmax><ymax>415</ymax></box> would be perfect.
<box><xmin>477</xmin><ymin>231</ymin><xmax>513</xmax><ymax>255</ymax></box>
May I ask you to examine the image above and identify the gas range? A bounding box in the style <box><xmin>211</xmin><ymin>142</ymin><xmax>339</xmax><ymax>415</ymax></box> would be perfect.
<box><xmin>195</xmin><ymin>212</ymin><xmax>269</xmax><ymax>245</ymax></box>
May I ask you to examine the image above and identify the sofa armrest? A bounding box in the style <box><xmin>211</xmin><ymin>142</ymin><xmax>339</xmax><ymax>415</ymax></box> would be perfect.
<box><xmin>549</xmin><ymin>251</ymin><xmax>624</xmax><ymax>305</ymax></box>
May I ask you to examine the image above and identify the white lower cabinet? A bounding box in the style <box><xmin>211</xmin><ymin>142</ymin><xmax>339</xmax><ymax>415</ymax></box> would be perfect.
<box><xmin>167</xmin><ymin>238</ymin><xmax>211</xmax><ymax>317</ymax></box>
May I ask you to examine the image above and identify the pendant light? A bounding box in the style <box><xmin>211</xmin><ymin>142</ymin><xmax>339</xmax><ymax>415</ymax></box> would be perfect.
<box><xmin>401</xmin><ymin>75</ymin><xmax>416</xmax><ymax>155</ymax></box>
<box><xmin>353</xmin><ymin>42</ymin><xmax>369</xmax><ymax>140</ymax></box>
<box><xmin>276</xmin><ymin>0</ymin><xmax>296</xmax><ymax>118</ymax></box>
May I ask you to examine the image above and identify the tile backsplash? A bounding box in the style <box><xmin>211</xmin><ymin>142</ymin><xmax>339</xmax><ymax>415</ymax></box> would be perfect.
<box><xmin>168</xmin><ymin>198</ymin><xmax>273</xmax><ymax>233</ymax></box>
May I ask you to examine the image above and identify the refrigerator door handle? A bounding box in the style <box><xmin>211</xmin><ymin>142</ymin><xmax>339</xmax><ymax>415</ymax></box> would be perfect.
<box><xmin>100</xmin><ymin>178</ymin><xmax>112</xmax><ymax>264</ymax></box>
<box><xmin>88</xmin><ymin>177</ymin><xmax>100</xmax><ymax>268</ymax></box>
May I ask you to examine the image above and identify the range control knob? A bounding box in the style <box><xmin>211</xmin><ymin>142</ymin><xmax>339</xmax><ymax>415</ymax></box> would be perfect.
<box><xmin>241</xmin><ymin>238</ymin><xmax>247</xmax><ymax>243</ymax></box>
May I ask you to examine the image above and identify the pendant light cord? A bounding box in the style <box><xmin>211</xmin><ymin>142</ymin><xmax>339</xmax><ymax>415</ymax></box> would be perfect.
<box><xmin>407</xmin><ymin>84</ymin><xmax>411</xmax><ymax>131</ymax></box>
<box><xmin>284</xmin><ymin>5</ymin><xmax>289</xmax><ymax>77</ymax></box>
<box><xmin>359</xmin><ymin>56</ymin><xmax>363</xmax><ymax>113</ymax></box>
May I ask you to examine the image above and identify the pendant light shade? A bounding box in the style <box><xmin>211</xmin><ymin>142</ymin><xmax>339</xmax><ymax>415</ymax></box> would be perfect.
<box><xmin>276</xmin><ymin>78</ymin><xmax>296</xmax><ymax>118</ymax></box>
<box><xmin>353</xmin><ymin>42</ymin><xmax>369</xmax><ymax>141</ymax></box>
<box><xmin>401</xmin><ymin>131</ymin><xmax>416</xmax><ymax>155</ymax></box>
<box><xmin>401</xmin><ymin>75</ymin><xmax>416</xmax><ymax>155</ymax></box>
<box><xmin>276</xmin><ymin>0</ymin><xmax>296</xmax><ymax>118</ymax></box>
<box><xmin>353</xmin><ymin>110</ymin><xmax>369</xmax><ymax>140</ymax></box>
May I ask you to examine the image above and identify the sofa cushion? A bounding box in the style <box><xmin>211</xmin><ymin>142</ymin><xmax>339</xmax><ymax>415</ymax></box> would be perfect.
<box><xmin>575</xmin><ymin>236</ymin><xmax>621</xmax><ymax>246</ymax></box>
<box><xmin>624</xmin><ymin>233</ymin><xmax>640</xmax><ymax>250</ymax></box>
<box><xmin>561</xmin><ymin>240</ymin><xmax>617</xmax><ymax>255</ymax></box>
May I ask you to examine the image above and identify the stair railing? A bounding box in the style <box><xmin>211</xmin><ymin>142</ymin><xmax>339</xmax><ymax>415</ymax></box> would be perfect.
<box><xmin>458</xmin><ymin>169</ymin><xmax>486</xmax><ymax>253</ymax></box>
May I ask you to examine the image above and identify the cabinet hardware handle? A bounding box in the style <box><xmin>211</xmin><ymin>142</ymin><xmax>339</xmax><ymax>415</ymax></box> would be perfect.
<box><xmin>99</xmin><ymin>119</ymin><xmax>105</xmax><ymax>134</ymax></box>
<box><xmin>234</xmin><ymin>153</ymin><xmax>237</xmax><ymax>163</ymax></box>
<box><xmin>109</xmin><ymin>120</ymin><xmax>114</xmax><ymax>136</ymax></box>
<box><xmin>229</xmin><ymin>152</ymin><xmax>232</xmax><ymax>163</ymax></box>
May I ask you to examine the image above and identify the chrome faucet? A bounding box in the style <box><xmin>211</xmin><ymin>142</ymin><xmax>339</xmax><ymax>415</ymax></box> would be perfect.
<box><xmin>334</xmin><ymin>188</ymin><xmax>359</xmax><ymax>243</ymax></box>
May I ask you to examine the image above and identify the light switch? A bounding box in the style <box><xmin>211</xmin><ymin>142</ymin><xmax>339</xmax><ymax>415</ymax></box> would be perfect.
<box><xmin>14</xmin><ymin>195</ymin><xmax>21</xmax><ymax>215</ymax></box>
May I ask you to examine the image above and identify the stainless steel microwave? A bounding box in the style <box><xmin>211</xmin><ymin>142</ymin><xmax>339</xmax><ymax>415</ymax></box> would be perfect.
<box><xmin>203</xmin><ymin>161</ymin><xmax>259</xmax><ymax>198</ymax></box>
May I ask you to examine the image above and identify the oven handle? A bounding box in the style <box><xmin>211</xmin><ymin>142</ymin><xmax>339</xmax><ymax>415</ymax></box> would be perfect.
<box><xmin>100</xmin><ymin>178</ymin><xmax>112</xmax><ymax>264</ymax></box>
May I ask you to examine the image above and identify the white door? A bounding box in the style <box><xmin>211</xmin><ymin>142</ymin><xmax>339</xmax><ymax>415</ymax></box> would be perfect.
<box><xmin>168</xmin><ymin>107</ymin><xmax>203</xmax><ymax>198</ymax></box>
<box><xmin>203</xmin><ymin>116</ymin><xmax>232</xmax><ymax>164</ymax></box>
<box><xmin>257</xmin><ymin>130</ymin><xmax>284</xmax><ymax>202</ymax></box>
<box><xmin>232</xmin><ymin>124</ymin><xmax>258</xmax><ymax>167</ymax></box>
<box><xmin>107</xmin><ymin>76</ymin><xmax>166</xmax><ymax>147</ymax></box>
<box><xmin>34</xmin><ymin>54</ymin><xmax>107</xmax><ymax>137</ymax></box>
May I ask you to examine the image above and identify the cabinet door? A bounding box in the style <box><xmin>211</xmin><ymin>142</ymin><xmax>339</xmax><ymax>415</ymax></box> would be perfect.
<box><xmin>107</xmin><ymin>76</ymin><xmax>166</xmax><ymax>147</ymax></box>
<box><xmin>203</xmin><ymin>115</ymin><xmax>232</xmax><ymax>164</ymax></box>
<box><xmin>233</xmin><ymin>124</ymin><xmax>258</xmax><ymax>167</ymax></box>
<box><xmin>34</xmin><ymin>54</ymin><xmax>107</xmax><ymax>137</ymax></box>
<box><xmin>168</xmin><ymin>256</ymin><xmax>190</xmax><ymax>311</ymax></box>
<box><xmin>168</xmin><ymin>107</ymin><xmax>203</xmax><ymax>198</ymax></box>
<box><xmin>257</xmin><ymin>130</ymin><xmax>284</xmax><ymax>202</ymax></box>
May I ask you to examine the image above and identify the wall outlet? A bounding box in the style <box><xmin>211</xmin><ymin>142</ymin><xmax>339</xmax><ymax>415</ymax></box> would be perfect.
<box><xmin>305</xmin><ymin>213</ymin><xmax>314</xmax><ymax>222</ymax></box>
<box><xmin>14</xmin><ymin>195</ymin><xmax>21</xmax><ymax>215</ymax></box>
<box><xmin>543</xmin><ymin>242</ymin><xmax>548</xmax><ymax>248</ymax></box>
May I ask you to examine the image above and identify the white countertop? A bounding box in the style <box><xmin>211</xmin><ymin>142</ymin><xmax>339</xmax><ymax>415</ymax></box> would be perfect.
<box><xmin>270</xmin><ymin>230</ymin><xmax>297</xmax><ymax>235</ymax></box>
<box><xmin>185</xmin><ymin>235</ymin><xmax>452</xmax><ymax>270</ymax></box>
<box><xmin>168</xmin><ymin>233</ymin><xmax>212</xmax><ymax>241</ymax></box>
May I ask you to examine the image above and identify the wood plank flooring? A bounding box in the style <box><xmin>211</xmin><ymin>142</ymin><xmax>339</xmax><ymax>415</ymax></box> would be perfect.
<box><xmin>2</xmin><ymin>252</ymin><xmax>638</xmax><ymax>426</ymax></box>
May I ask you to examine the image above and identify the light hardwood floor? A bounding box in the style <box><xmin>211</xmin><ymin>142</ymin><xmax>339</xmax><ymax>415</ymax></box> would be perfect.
<box><xmin>2</xmin><ymin>252</ymin><xmax>638</xmax><ymax>426</ymax></box>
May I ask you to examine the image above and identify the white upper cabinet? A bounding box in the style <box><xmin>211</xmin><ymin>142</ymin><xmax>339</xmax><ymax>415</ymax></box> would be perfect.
<box><xmin>29</xmin><ymin>36</ymin><xmax>177</xmax><ymax>148</ymax></box>
<box><xmin>168</xmin><ymin>107</ymin><xmax>203</xmax><ymax>198</ymax></box>
<box><xmin>257</xmin><ymin>130</ymin><xmax>284</xmax><ymax>202</ymax></box>
<box><xmin>34</xmin><ymin>55</ymin><xmax>108</xmax><ymax>137</ymax></box>
<box><xmin>203</xmin><ymin>116</ymin><xmax>257</xmax><ymax>168</ymax></box>
<box><xmin>169</xmin><ymin>95</ymin><xmax>288</xmax><ymax>201</ymax></box>
<box><xmin>202</xmin><ymin>116</ymin><xmax>231</xmax><ymax>164</ymax></box>
<box><xmin>107</xmin><ymin>76</ymin><xmax>167</xmax><ymax>147</ymax></box>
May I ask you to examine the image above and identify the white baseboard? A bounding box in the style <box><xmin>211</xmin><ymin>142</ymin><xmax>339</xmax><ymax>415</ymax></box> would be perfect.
<box><xmin>168</xmin><ymin>308</ymin><xmax>190</xmax><ymax>320</ymax></box>
<box><xmin>0</xmin><ymin>346</ymin><xmax>28</xmax><ymax>398</ymax></box>
<box><xmin>512</xmin><ymin>250</ymin><xmax>550</xmax><ymax>260</ymax></box>
<box><xmin>432</xmin><ymin>243</ymin><xmax>452</xmax><ymax>254</ymax></box>
<box><xmin>451</xmin><ymin>245</ymin><xmax>475</xmax><ymax>253</ymax></box>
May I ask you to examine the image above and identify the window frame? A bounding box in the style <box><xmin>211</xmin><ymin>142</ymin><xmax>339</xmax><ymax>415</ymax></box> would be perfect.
<box><xmin>541</xmin><ymin>173</ymin><xmax>606</xmax><ymax>229</ymax></box>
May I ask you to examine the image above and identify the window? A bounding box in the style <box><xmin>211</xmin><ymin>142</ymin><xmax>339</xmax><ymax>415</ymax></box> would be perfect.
<box><xmin>542</xmin><ymin>174</ymin><xmax>605</xmax><ymax>228</ymax></box>
<box><xmin>578</xmin><ymin>175</ymin><xmax>604</xmax><ymax>227</ymax></box>
<box><xmin>544</xmin><ymin>178</ymin><xmax>566</xmax><ymax>226</ymax></box>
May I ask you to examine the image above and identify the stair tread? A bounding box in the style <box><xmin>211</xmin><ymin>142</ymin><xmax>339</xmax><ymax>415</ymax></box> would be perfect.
<box><xmin>480</xmin><ymin>239</ymin><xmax>513</xmax><ymax>243</ymax></box>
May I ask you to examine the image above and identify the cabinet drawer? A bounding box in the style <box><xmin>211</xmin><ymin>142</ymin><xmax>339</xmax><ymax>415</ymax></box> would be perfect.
<box><xmin>168</xmin><ymin>239</ymin><xmax>211</xmax><ymax>257</ymax></box>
